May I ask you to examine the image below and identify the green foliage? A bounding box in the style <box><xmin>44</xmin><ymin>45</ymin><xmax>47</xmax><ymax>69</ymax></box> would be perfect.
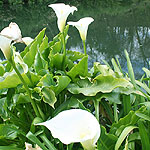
<box><xmin>0</xmin><ymin>16</ymin><xmax>150</xmax><ymax>150</ymax></box>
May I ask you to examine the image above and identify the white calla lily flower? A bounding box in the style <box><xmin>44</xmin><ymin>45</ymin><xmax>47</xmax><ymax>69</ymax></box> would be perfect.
<box><xmin>68</xmin><ymin>17</ymin><xmax>94</xmax><ymax>41</ymax></box>
<box><xmin>36</xmin><ymin>109</ymin><xmax>100</xmax><ymax>150</ymax></box>
<box><xmin>0</xmin><ymin>35</ymin><xmax>12</xmax><ymax>60</ymax></box>
<box><xmin>49</xmin><ymin>3</ymin><xmax>77</xmax><ymax>32</ymax></box>
<box><xmin>0</xmin><ymin>22</ymin><xmax>23</xmax><ymax>43</ymax></box>
<box><xmin>22</xmin><ymin>37</ymin><xmax>34</xmax><ymax>46</ymax></box>
<box><xmin>0</xmin><ymin>23</ymin><xmax>33</xmax><ymax>60</ymax></box>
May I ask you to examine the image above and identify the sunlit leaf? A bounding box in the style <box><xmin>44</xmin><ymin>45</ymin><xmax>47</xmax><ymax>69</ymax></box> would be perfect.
<box><xmin>67</xmin><ymin>56</ymin><xmax>88</xmax><ymax>81</ymax></box>
<box><xmin>23</xmin><ymin>28</ymin><xmax>46</xmax><ymax>67</ymax></box>
<box><xmin>98</xmin><ymin>126</ymin><xmax>117</xmax><ymax>150</ymax></box>
<box><xmin>42</xmin><ymin>87</ymin><xmax>57</xmax><ymax>108</ymax></box>
<box><xmin>0</xmin><ymin>64</ymin><xmax>5</xmax><ymax>76</ymax></box>
<box><xmin>68</xmin><ymin>75</ymin><xmax>132</xmax><ymax>96</ymax></box>
<box><xmin>51</xmin><ymin>76</ymin><xmax>71</xmax><ymax>95</ymax></box>
<box><xmin>138</xmin><ymin>120</ymin><xmax>150</xmax><ymax>150</ymax></box>
<box><xmin>0</xmin><ymin>71</ymin><xmax>39</xmax><ymax>89</ymax></box>
<box><xmin>0</xmin><ymin>124</ymin><xmax>18</xmax><ymax>140</ymax></box>
<box><xmin>115</xmin><ymin>126</ymin><xmax>137</xmax><ymax>150</ymax></box>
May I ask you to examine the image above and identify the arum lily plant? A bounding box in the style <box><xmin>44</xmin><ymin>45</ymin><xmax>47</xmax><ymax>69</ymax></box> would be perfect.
<box><xmin>37</xmin><ymin>109</ymin><xmax>100</xmax><ymax>150</ymax></box>
<box><xmin>0</xmin><ymin>35</ymin><xmax>12</xmax><ymax>60</ymax></box>
<box><xmin>49</xmin><ymin>3</ymin><xmax>77</xmax><ymax>70</ymax></box>
<box><xmin>0</xmin><ymin>22</ymin><xmax>41</xmax><ymax>118</ymax></box>
<box><xmin>0</xmin><ymin>22</ymin><xmax>23</xmax><ymax>43</ymax></box>
<box><xmin>68</xmin><ymin>17</ymin><xmax>94</xmax><ymax>55</ymax></box>
<box><xmin>48</xmin><ymin>3</ymin><xmax>77</xmax><ymax>33</ymax></box>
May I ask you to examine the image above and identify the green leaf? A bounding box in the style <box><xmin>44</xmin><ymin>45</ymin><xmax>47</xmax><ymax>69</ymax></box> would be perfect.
<box><xmin>0</xmin><ymin>72</ymin><xmax>39</xmax><ymax>89</ymax></box>
<box><xmin>37</xmin><ymin>74</ymin><xmax>55</xmax><ymax>87</ymax></box>
<box><xmin>135</xmin><ymin>112</ymin><xmax>150</xmax><ymax>122</ymax></box>
<box><xmin>26</xmin><ymin>131</ymin><xmax>48</xmax><ymax>150</ymax></box>
<box><xmin>68</xmin><ymin>75</ymin><xmax>132</xmax><ymax>96</ymax></box>
<box><xmin>39</xmin><ymin>35</ymin><xmax>49</xmax><ymax>53</ymax></box>
<box><xmin>124</xmin><ymin>50</ymin><xmax>136</xmax><ymax>87</ymax></box>
<box><xmin>98</xmin><ymin>126</ymin><xmax>117</xmax><ymax>150</ymax></box>
<box><xmin>111</xmin><ymin>58</ymin><xmax>121</xmax><ymax>73</ymax></box>
<box><xmin>34</xmin><ymin>50</ymin><xmax>48</xmax><ymax>74</ymax></box>
<box><xmin>13</xmin><ymin>93</ymin><xmax>30</xmax><ymax>104</ymax></box>
<box><xmin>0</xmin><ymin>124</ymin><xmax>18</xmax><ymax>140</ymax></box>
<box><xmin>138</xmin><ymin>120</ymin><xmax>150</xmax><ymax>150</ymax></box>
<box><xmin>23</xmin><ymin>28</ymin><xmax>46</xmax><ymax>67</ymax></box>
<box><xmin>50</xmin><ymin>53</ymin><xmax>63</xmax><ymax>70</ymax></box>
<box><xmin>94</xmin><ymin>62</ymin><xmax>115</xmax><ymax>76</ymax></box>
<box><xmin>0</xmin><ymin>64</ymin><xmax>5</xmax><ymax>76</ymax></box>
<box><xmin>42</xmin><ymin>87</ymin><xmax>57</xmax><ymax>108</ymax></box>
<box><xmin>97</xmin><ymin>92</ymin><xmax>121</xmax><ymax>104</ymax></box>
<box><xmin>0</xmin><ymin>146</ymin><xmax>22</xmax><ymax>150</ymax></box>
<box><xmin>51</xmin><ymin>76</ymin><xmax>71</xmax><ymax>95</ymax></box>
<box><xmin>115</xmin><ymin>126</ymin><xmax>137</xmax><ymax>150</ymax></box>
<box><xmin>0</xmin><ymin>97</ymin><xmax>8</xmax><ymax>120</ymax></box>
<box><xmin>110</xmin><ymin>109</ymin><xmax>142</xmax><ymax>135</ymax></box>
<box><xmin>136</xmin><ymin>80</ymin><xmax>150</xmax><ymax>95</ymax></box>
<box><xmin>67</xmin><ymin>56</ymin><xmax>88</xmax><ymax>81</ymax></box>
<box><xmin>123</xmin><ymin>95</ymin><xmax>131</xmax><ymax>115</ymax></box>
<box><xmin>128</xmin><ymin>132</ymin><xmax>140</xmax><ymax>142</ymax></box>
<box><xmin>50</xmin><ymin>41</ymin><xmax>62</xmax><ymax>55</ymax></box>
<box><xmin>67</xmin><ymin>50</ymin><xmax>85</xmax><ymax>62</ymax></box>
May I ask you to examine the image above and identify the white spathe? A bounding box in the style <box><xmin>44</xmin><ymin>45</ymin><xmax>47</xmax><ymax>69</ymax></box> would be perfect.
<box><xmin>36</xmin><ymin>109</ymin><xmax>100</xmax><ymax>150</ymax></box>
<box><xmin>22</xmin><ymin>37</ymin><xmax>34</xmax><ymax>46</ymax></box>
<box><xmin>68</xmin><ymin>17</ymin><xmax>94</xmax><ymax>41</ymax></box>
<box><xmin>0</xmin><ymin>35</ymin><xmax>12</xmax><ymax>60</ymax></box>
<box><xmin>49</xmin><ymin>3</ymin><xmax>77</xmax><ymax>32</ymax></box>
<box><xmin>0</xmin><ymin>22</ymin><xmax>23</xmax><ymax>43</ymax></box>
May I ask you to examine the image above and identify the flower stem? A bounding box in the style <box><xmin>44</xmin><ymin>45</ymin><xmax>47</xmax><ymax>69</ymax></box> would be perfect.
<box><xmin>40</xmin><ymin>134</ymin><xmax>57</xmax><ymax>150</ymax></box>
<box><xmin>83</xmin><ymin>40</ymin><xmax>87</xmax><ymax>55</ymax></box>
<box><xmin>10</xmin><ymin>60</ymin><xmax>40</xmax><ymax>118</ymax></box>
<box><xmin>114</xmin><ymin>103</ymin><xmax>118</xmax><ymax>123</ymax></box>
<box><xmin>62</xmin><ymin>32</ymin><xmax>66</xmax><ymax>71</ymax></box>
<box><xmin>94</xmin><ymin>100</ymin><xmax>99</xmax><ymax>122</ymax></box>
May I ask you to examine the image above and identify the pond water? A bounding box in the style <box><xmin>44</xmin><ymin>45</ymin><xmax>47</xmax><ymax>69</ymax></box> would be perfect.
<box><xmin>0</xmin><ymin>1</ymin><xmax>150</xmax><ymax>78</ymax></box>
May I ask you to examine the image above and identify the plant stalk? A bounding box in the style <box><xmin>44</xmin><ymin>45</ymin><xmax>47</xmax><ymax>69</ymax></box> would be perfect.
<box><xmin>94</xmin><ymin>100</ymin><xmax>99</xmax><ymax>122</ymax></box>
<box><xmin>114</xmin><ymin>103</ymin><xmax>118</xmax><ymax>123</ymax></box>
<box><xmin>62</xmin><ymin>32</ymin><xmax>66</xmax><ymax>71</ymax></box>
<box><xmin>40</xmin><ymin>134</ymin><xmax>57</xmax><ymax>150</ymax></box>
<box><xmin>83</xmin><ymin>40</ymin><xmax>87</xmax><ymax>55</ymax></box>
<box><xmin>10</xmin><ymin>60</ymin><xmax>40</xmax><ymax>118</ymax></box>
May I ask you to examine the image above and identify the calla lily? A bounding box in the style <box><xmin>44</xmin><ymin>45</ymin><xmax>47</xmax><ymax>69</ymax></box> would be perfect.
<box><xmin>0</xmin><ymin>23</ymin><xmax>33</xmax><ymax>60</ymax></box>
<box><xmin>22</xmin><ymin>37</ymin><xmax>34</xmax><ymax>46</ymax></box>
<box><xmin>68</xmin><ymin>17</ymin><xmax>94</xmax><ymax>41</ymax></box>
<box><xmin>0</xmin><ymin>22</ymin><xmax>23</xmax><ymax>43</ymax></box>
<box><xmin>0</xmin><ymin>35</ymin><xmax>12</xmax><ymax>60</ymax></box>
<box><xmin>49</xmin><ymin>3</ymin><xmax>77</xmax><ymax>32</ymax></box>
<box><xmin>36</xmin><ymin>109</ymin><xmax>100</xmax><ymax>150</ymax></box>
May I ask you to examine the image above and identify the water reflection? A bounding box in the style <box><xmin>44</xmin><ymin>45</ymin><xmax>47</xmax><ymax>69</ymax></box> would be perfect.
<box><xmin>0</xmin><ymin>2</ymin><xmax>150</xmax><ymax>78</ymax></box>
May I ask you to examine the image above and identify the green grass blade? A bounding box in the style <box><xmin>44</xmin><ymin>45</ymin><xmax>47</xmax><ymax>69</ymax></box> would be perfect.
<box><xmin>123</xmin><ymin>95</ymin><xmax>131</xmax><ymax>116</ymax></box>
<box><xmin>138</xmin><ymin>120</ymin><xmax>150</xmax><ymax>150</ymax></box>
<box><xmin>115</xmin><ymin>56</ymin><xmax>123</xmax><ymax>73</ymax></box>
<box><xmin>111</xmin><ymin>58</ymin><xmax>121</xmax><ymax>73</ymax></box>
<box><xmin>136</xmin><ymin>112</ymin><xmax>150</xmax><ymax>122</ymax></box>
<box><xmin>115</xmin><ymin>126</ymin><xmax>137</xmax><ymax>150</ymax></box>
<box><xmin>0</xmin><ymin>146</ymin><xmax>23</xmax><ymax>150</ymax></box>
<box><xmin>124</xmin><ymin>50</ymin><xmax>136</xmax><ymax>87</ymax></box>
<box><xmin>26</xmin><ymin>131</ymin><xmax>48</xmax><ymax>150</ymax></box>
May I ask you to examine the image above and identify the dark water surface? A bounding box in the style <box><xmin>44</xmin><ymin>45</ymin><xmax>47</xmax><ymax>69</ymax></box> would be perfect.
<box><xmin>0</xmin><ymin>1</ymin><xmax>150</xmax><ymax>78</ymax></box>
